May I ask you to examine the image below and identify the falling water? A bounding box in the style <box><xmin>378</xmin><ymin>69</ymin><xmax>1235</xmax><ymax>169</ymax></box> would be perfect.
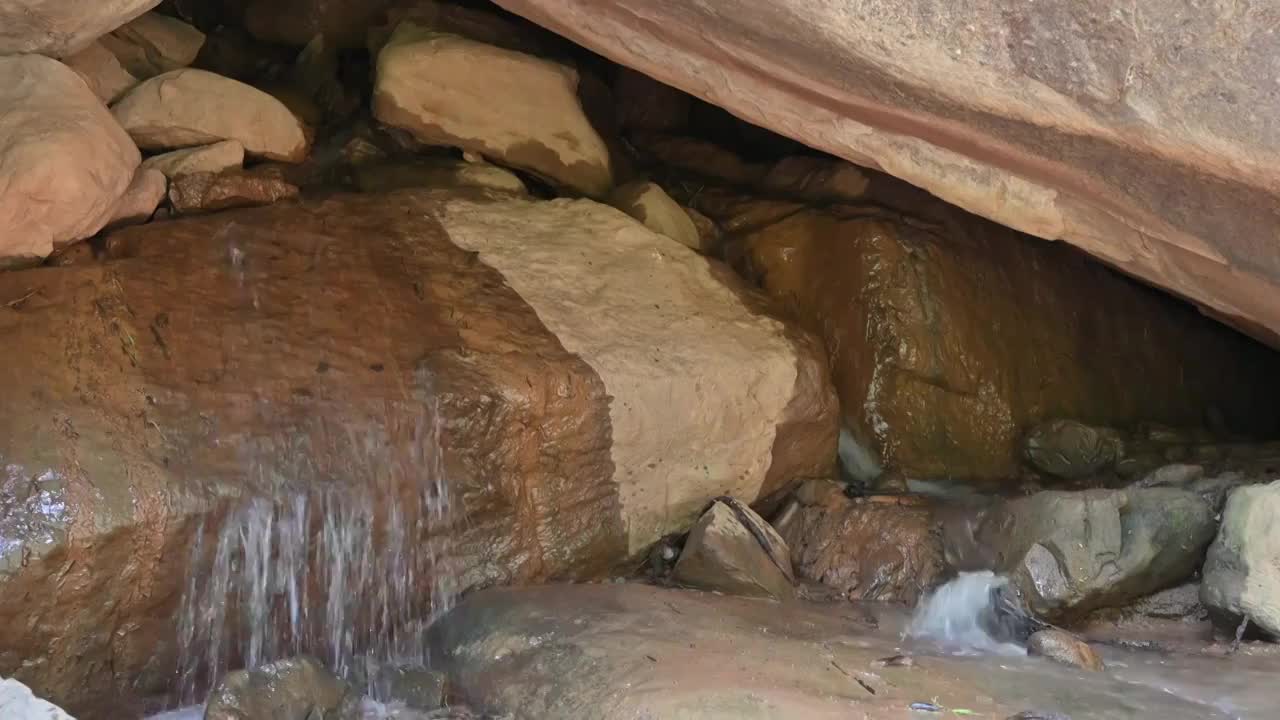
<box><xmin>905</xmin><ymin>571</ymin><xmax>1027</xmax><ymax>655</ymax></box>
<box><xmin>174</xmin><ymin>394</ymin><xmax>457</xmax><ymax>706</ymax></box>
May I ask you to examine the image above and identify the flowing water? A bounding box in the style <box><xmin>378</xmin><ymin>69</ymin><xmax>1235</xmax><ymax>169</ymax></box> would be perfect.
<box><xmin>906</xmin><ymin>571</ymin><xmax>1027</xmax><ymax>655</ymax></box>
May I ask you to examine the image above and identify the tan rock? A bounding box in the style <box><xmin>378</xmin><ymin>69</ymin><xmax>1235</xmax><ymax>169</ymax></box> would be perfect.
<box><xmin>140</xmin><ymin>140</ymin><xmax>245</xmax><ymax>178</ymax></box>
<box><xmin>776</xmin><ymin>491</ymin><xmax>944</xmax><ymax>604</ymax></box>
<box><xmin>1027</xmin><ymin>630</ymin><xmax>1105</xmax><ymax>672</ymax></box>
<box><xmin>373</xmin><ymin>25</ymin><xmax>612</xmax><ymax>196</ymax></box>
<box><xmin>731</xmin><ymin>208</ymin><xmax>1280</xmax><ymax>480</ymax></box>
<box><xmin>100</xmin><ymin>11</ymin><xmax>205</xmax><ymax>79</ymax></box>
<box><xmin>355</xmin><ymin>158</ymin><xmax>527</xmax><ymax>195</ymax></box>
<box><xmin>491</xmin><ymin>0</ymin><xmax>1280</xmax><ymax>349</ymax></box>
<box><xmin>672</xmin><ymin>499</ymin><xmax>796</xmax><ymax>600</ymax></box>
<box><xmin>168</xmin><ymin>170</ymin><xmax>300</xmax><ymax>214</ymax></box>
<box><xmin>0</xmin><ymin>190</ymin><xmax>836</xmax><ymax>712</ymax></box>
<box><xmin>608</xmin><ymin>181</ymin><xmax>701</xmax><ymax>252</ymax></box>
<box><xmin>113</xmin><ymin>69</ymin><xmax>310</xmax><ymax>162</ymax></box>
<box><xmin>682</xmin><ymin>205</ymin><xmax>721</xmax><ymax>255</ymax></box>
<box><xmin>0</xmin><ymin>0</ymin><xmax>161</xmax><ymax>57</ymax></box>
<box><xmin>104</xmin><ymin>167</ymin><xmax>167</xmax><ymax>230</ymax></box>
<box><xmin>0</xmin><ymin>55</ymin><xmax>139</xmax><ymax>267</ymax></box>
<box><xmin>61</xmin><ymin>41</ymin><xmax>138</xmax><ymax>103</ymax></box>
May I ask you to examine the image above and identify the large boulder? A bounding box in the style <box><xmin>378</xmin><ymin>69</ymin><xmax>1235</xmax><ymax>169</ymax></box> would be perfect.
<box><xmin>729</xmin><ymin>205</ymin><xmax>1280</xmax><ymax>481</ymax></box>
<box><xmin>112</xmin><ymin>69</ymin><xmax>310</xmax><ymax>162</ymax></box>
<box><xmin>0</xmin><ymin>55</ymin><xmax>140</xmax><ymax>268</ymax></box>
<box><xmin>1201</xmin><ymin>480</ymin><xmax>1280</xmax><ymax>637</ymax></box>
<box><xmin>0</xmin><ymin>190</ymin><xmax>835</xmax><ymax>715</ymax></box>
<box><xmin>671</xmin><ymin>499</ymin><xmax>795</xmax><ymax>600</ymax></box>
<box><xmin>607</xmin><ymin>181</ymin><xmax>701</xmax><ymax>251</ymax></box>
<box><xmin>0</xmin><ymin>0</ymin><xmax>161</xmax><ymax>56</ymax></box>
<box><xmin>494</xmin><ymin>0</ymin><xmax>1280</xmax><ymax>350</ymax></box>
<box><xmin>776</xmin><ymin>483</ymin><xmax>945</xmax><ymax>604</ymax></box>
<box><xmin>204</xmin><ymin>656</ymin><xmax>347</xmax><ymax>720</ymax></box>
<box><xmin>943</xmin><ymin>488</ymin><xmax>1217</xmax><ymax>618</ymax></box>
<box><xmin>60</xmin><ymin>41</ymin><xmax>138</xmax><ymax>103</ymax></box>
<box><xmin>373</xmin><ymin>25</ymin><xmax>613</xmax><ymax>196</ymax></box>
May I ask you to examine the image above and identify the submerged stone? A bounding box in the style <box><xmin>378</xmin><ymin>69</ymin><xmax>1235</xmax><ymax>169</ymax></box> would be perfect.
<box><xmin>204</xmin><ymin>656</ymin><xmax>347</xmax><ymax>720</ymax></box>
<box><xmin>1027</xmin><ymin>630</ymin><xmax>1104</xmax><ymax>672</ymax></box>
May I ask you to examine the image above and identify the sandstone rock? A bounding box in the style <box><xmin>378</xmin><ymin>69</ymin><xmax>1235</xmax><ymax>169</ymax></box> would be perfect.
<box><xmin>430</xmin><ymin>583</ymin><xmax>1220</xmax><ymax>719</ymax></box>
<box><xmin>373</xmin><ymin>26</ymin><xmax>612</xmax><ymax>196</ymax></box>
<box><xmin>0</xmin><ymin>55</ymin><xmax>139</xmax><ymax>268</ymax></box>
<box><xmin>61</xmin><ymin>41</ymin><xmax>138</xmax><ymax>103</ymax></box>
<box><xmin>1202</xmin><ymin>480</ymin><xmax>1280</xmax><ymax>637</ymax></box>
<box><xmin>671</xmin><ymin>499</ymin><xmax>795</xmax><ymax>600</ymax></box>
<box><xmin>113</xmin><ymin>69</ymin><xmax>310</xmax><ymax>162</ymax></box>
<box><xmin>354</xmin><ymin>158</ymin><xmax>526</xmax><ymax>195</ymax></box>
<box><xmin>140</xmin><ymin>140</ymin><xmax>245</xmax><ymax>178</ymax></box>
<box><xmin>615</xmin><ymin>67</ymin><xmax>690</xmax><ymax>132</ymax></box>
<box><xmin>1027</xmin><ymin>630</ymin><xmax>1104</xmax><ymax>672</ymax></box>
<box><xmin>0</xmin><ymin>0</ymin><xmax>161</xmax><ymax>56</ymax></box>
<box><xmin>0</xmin><ymin>191</ymin><xmax>835</xmax><ymax>713</ymax></box>
<box><xmin>730</xmin><ymin>207</ymin><xmax>1280</xmax><ymax>481</ymax></box>
<box><xmin>0</xmin><ymin>678</ymin><xmax>74</xmax><ymax>720</ymax></box>
<box><xmin>761</xmin><ymin>156</ymin><xmax>869</xmax><ymax>203</ymax></box>
<box><xmin>607</xmin><ymin>181</ymin><xmax>701</xmax><ymax>252</ymax></box>
<box><xmin>944</xmin><ymin>488</ymin><xmax>1216</xmax><ymax>618</ymax></box>
<box><xmin>103</xmin><ymin>167</ymin><xmax>167</xmax><ymax>230</ymax></box>
<box><xmin>168</xmin><ymin>170</ymin><xmax>299</xmax><ymax>214</ymax></box>
<box><xmin>1024</xmin><ymin>420</ymin><xmax>1125</xmax><ymax>480</ymax></box>
<box><xmin>776</xmin><ymin>491</ymin><xmax>944</xmax><ymax>604</ymax></box>
<box><xmin>204</xmin><ymin>656</ymin><xmax>347</xmax><ymax>720</ymax></box>
<box><xmin>100</xmin><ymin>11</ymin><xmax>205</xmax><ymax>79</ymax></box>
<box><xmin>492</xmin><ymin>0</ymin><xmax>1280</xmax><ymax>349</ymax></box>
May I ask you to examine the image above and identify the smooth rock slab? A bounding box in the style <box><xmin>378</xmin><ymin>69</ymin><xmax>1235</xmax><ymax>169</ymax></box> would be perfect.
<box><xmin>113</xmin><ymin>69</ymin><xmax>310</xmax><ymax>162</ymax></box>
<box><xmin>374</xmin><ymin>26</ymin><xmax>612</xmax><ymax>196</ymax></box>
<box><xmin>0</xmin><ymin>190</ymin><xmax>835</xmax><ymax>716</ymax></box>
<box><xmin>141</xmin><ymin>140</ymin><xmax>245</xmax><ymax>178</ymax></box>
<box><xmin>0</xmin><ymin>55</ymin><xmax>139</xmax><ymax>267</ymax></box>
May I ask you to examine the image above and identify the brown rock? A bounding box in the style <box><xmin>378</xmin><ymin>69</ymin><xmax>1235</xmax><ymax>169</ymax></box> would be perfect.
<box><xmin>776</xmin><ymin>489</ymin><xmax>944</xmax><ymax>604</ymax></box>
<box><xmin>140</xmin><ymin>140</ymin><xmax>245</xmax><ymax>178</ymax></box>
<box><xmin>632</xmin><ymin>134</ymin><xmax>766</xmax><ymax>187</ymax></box>
<box><xmin>682</xmin><ymin>205</ymin><xmax>721</xmax><ymax>255</ymax></box>
<box><xmin>615</xmin><ymin>66</ymin><xmax>690</xmax><ymax>132</ymax></box>
<box><xmin>0</xmin><ymin>190</ymin><xmax>835</xmax><ymax>715</ymax></box>
<box><xmin>0</xmin><ymin>0</ymin><xmax>161</xmax><ymax>56</ymax></box>
<box><xmin>168</xmin><ymin>170</ymin><xmax>300</xmax><ymax>214</ymax></box>
<box><xmin>0</xmin><ymin>55</ymin><xmax>139</xmax><ymax>267</ymax></box>
<box><xmin>104</xmin><ymin>167</ymin><xmax>167</xmax><ymax>230</ymax></box>
<box><xmin>354</xmin><ymin>158</ymin><xmax>527</xmax><ymax>195</ymax></box>
<box><xmin>492</xmin><ymin>0</ymin><xmax>1280</xmax><ymax>349</ymax></box>
<box><xmin>762</xmin><ymin>156</ymin><xmax>869</xmax><ymax>203</ymax></box>
<box><xmin>373</xmin><ymin>25</ymin><xmax>612</xmax><ymax>196</ymax></box>
<box><xmin>731</xmin><ymin>208</ymin><xmax>1280</xmax><ymax>480</ymax></box>
<box><xmin>671</xmin><ymin>499</ymin><xmax>796</xmax><ymax>600</ymax></box>
<box><xmin>367</xmin><ymin>0</ymin><xmax>560</xmax><ymax>58</ymax></box>
<box><xmin>608</xmin><ymin>181</ymin><xmax>701</xmax><ymax>252</ymax></box>
<box><xmin>246</xmin><ymin>0</ymin><xmax>397</xmax><ymax>47</ymax></box>
<box><xmin>61</xmin><ymin>41</ymin><xmax>139</xmax><ymax>103</ymax></box>
<box><xmin>113</xmin><ymin>69</ymin><xmax>310</xmax><ymax>162</ymax></box>
<box><xmin>99</xmin><ymin>11</ymin><xmax>205</xmax><ymax>79</ymax></box>
<box><xmin>1027</xmin><ymin>630</ymin><xmax>1104</xmax><ymax>672</ymax></box>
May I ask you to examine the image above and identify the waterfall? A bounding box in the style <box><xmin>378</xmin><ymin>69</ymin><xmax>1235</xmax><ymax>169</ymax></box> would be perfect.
<box><xmin>905</xmin><ymin>571</ymin><xmax>1028</xmax><ymax>656</ymax></box>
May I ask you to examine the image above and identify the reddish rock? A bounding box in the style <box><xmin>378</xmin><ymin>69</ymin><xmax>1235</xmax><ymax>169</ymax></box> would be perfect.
<box><xmin>492</xmin><ymin>0</ymin><xmax>1280</xmax><ymax>349</ymax></box>
<box><xmin>1028</xmin><ymin>630</ymin><xmax>1105</xmax><ymax>672</ymax></box>
<box><xmin>776</xmin><ymin>485</ymin><xmax>944</xmax><ymax>604</ymax></box>
<box><xmin>168</xmin><ymin>170</ymin><xmax>300</xmax><ymax>214</ymax></box>
<box><xmin>0</xmin><ymin>191</ymin><xmax>835</xmax><ymax>716</ymax></box>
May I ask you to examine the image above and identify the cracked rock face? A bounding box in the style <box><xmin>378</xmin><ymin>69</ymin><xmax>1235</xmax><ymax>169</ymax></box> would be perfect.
<box><xmin>493</xmin><ymin>0</ymin><xmax>1280</xmax><ymax>349</ymax></box>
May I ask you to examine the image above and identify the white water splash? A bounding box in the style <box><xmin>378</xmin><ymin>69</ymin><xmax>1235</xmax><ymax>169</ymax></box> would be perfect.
<box><xmin>906</xmin><ymin>571</ymin><xmax>1027</xmax><ymax>656</ymax></box>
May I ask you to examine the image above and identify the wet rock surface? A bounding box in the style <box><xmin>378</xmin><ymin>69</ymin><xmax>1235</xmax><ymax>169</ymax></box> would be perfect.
<box><xmin>1202</xmin><ymin>480</ymin><xmax>1280</xmax><ymax>637</ymax></box>
<box><xmin>671</xmin><ymin>499</ymin><xmax>795</xmax><ymax>600</ymax></box>
<box><xmin>0</xmin><ymin>190</ymin><xmax>834</xmax><ymax>715</ymax></box>
<box><xmin>428</xmin><ymin>582</ymin><xmax>1240</xmax><ymax>719</ymax></box>
<box><xmin>1027</xmin><ymin>630</ymin><xmax>1104</xmax><ymax>672</ymax></box>
<box><xmin>944</xmin><ymin>488</ymin><xmax>1216</xmax><ymax>618</ymax></box>
<box><xmin>167</xmin><ymin>170</ymin><xmax>300</xmax><ymax>214</ymax></box>
<box><xmin>776</xmin><ymin>483</ymin><xmax>945</xmax><ymax>604</ymax></box>
<box><xmin>204</xmin><ymin>656</ymin><xmax>347</xmax><ymax>720</ymax></box>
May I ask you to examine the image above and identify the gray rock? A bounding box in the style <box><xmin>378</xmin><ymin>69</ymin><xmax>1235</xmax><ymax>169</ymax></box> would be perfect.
<box><xmin>944</xmin><ymin>488</ymin><xmax>1216</xmax><ymax>618</ymax></box>
<box><xmin>1132</xmin><ymin>464</ymin><xmax>1204</xmax><ymax>489</ymax></box>
<box><xmin>1201</xmin><ymin>480</ymin><xmax>1280</xmax><ymax>637</ymax></box>
<box><xmin>671</xmin><ymin>498</ymin><xmax>795</xmax><ymax>600</ymax></box>
<box><xmin>204</xmin><ymin>656</ymin><xmax>348</xmax><ymax>720</ymax></box>
<box><xmin>1130</xmin><ymin>582</ymin><xmax>1205</xmax><ymax>620</ymax></box>
<box><xmin>1023</xmin><ymin>420</ymin><xmax>1124</xmax><ymax>479</ymax></box>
